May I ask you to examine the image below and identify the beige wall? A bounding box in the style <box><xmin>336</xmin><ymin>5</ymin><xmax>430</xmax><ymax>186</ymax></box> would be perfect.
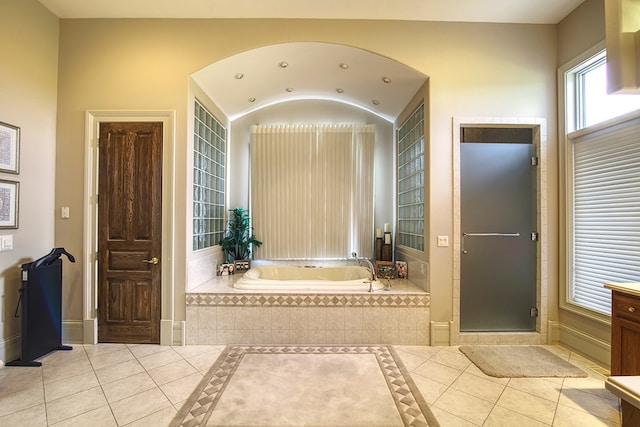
<box><xmin>556</xmin><ymin>0</ymin><xmax>611</xmax><ymax>364</ymax></box>
<box><xmin>0</xmin><ymin>0</ymin><xmax>59</xmax><ymax>362</ymax></box>
<box><xmin>54</xmin><ymin>18</ymin><xmax>559</xmax><ymax>338</ymax></box>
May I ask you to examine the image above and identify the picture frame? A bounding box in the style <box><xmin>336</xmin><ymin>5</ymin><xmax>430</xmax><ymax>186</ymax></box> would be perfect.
<box><xmin>396</xmin><ymin>261</ymin><xmax>408</xmax><ymax>279</ymax></box>
<box><xmin>375</xmin><ymin>260</ymin><xmax>396</xmax><ymax>279</ymax></box>
<box><xmin>0</xmin><ymin>179</ymin><xmax>19</xmax><ymax>229</ymax></box>
<box><xmin>217</xmin><ymin>263</ymin><xmax>235</xmax><ymax>276</ymax></box>
<box><xmin>0</xmin><ymin>122</ymin><xmax>20</xmax><ymax>174</ymax></box>
<box><xmin>234</xmin><ymin>259</ymin><xmax>251</xmax><ymax>272</ymax></box>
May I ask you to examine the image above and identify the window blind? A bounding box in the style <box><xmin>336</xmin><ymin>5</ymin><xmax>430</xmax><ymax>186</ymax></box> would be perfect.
<box><xmin>250</xmin><ymin>124</ymin><xmax>375</xmax><ymax>259</ymax></box>
<box><xmin>571</xmin><ymin>114</ymin><xmax>640</xmax><ymax>314</ymax></box>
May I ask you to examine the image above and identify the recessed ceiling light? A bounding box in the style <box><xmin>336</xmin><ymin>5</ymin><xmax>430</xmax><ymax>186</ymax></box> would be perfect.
<box><xmin>248</xmin><ymin>97</ymin><xmax>256</xmax><ymax>103</ymax></box>
<box><xmin>336</xmin><ymin>88</ymin><xmax>344</xmax><ymax>94</ymax></box>
<box><xmin>234</xmin><ymin>73</ymin><xmax>244</xmax><ymax>80</ymax></box>
<box><xmin>279</xmin><ymin>61</ymin><xmax>288</xmax><ymax>68</ymax></box>
<box><xmin>372</xmin><ymin>100</ymin><xmax>380</xmax><ymax>106</ymax></box>
<box><xmin>339</xmin><ymin>63</ymin><xmax>349</xmax><ymax>70</ymax></box>
<box><xmin>382</xmin><ymin>77</ymin><xmax>391</xmax><ymax>84</ymax></box>
<box><xmin>286</xmin><ymin>87</ymin><xmax>294</xmax><ymax>92</ymax></box>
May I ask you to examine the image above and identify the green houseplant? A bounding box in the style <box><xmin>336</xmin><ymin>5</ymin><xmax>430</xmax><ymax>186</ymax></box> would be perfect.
<box><xmin>219</xmin><ymin>207</ymin><xmax>262</xmax><ymax>263</ymax></box>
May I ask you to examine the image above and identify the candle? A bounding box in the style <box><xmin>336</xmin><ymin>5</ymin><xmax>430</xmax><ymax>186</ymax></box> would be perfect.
<box><xmin>376</xmin><ymin>228</ymin><xmax>382</xmax><ymax>238</ymax></box>
<box><xmin>384</xmin><ymin>223</ymin><xmax>391</xmax><ymax>233</ymax></box>
<box><xmin>384</xmin><ymin>233</ymin><xmax>391</xmax><ymax>244</ymax></box>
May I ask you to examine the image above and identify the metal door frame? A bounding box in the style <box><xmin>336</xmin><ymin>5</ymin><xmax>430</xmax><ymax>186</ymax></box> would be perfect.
<box><xmin>452</xmin><ymin>117</ymin><xmax>548</xmax><ymax>344</ymax></box>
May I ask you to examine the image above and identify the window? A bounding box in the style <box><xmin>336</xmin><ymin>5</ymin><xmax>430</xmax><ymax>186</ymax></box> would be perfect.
<box><xmin>193</xmin><ymin>100</ymin><xmax>226</xmax><ymax>251</ymax></box>
<box><xmin>570</xmin><ymin>117</ymin><xmax>640</xmax><ymax>314</ymax></box>
<box><xmin>572</xmin><ymin>50</ymin><xmax>640</xmax><ymax>131</ymax></box>
<box><xmin>250</xmin><ymin>124</ymin><xmax>374</xmax><ymax>259</ymax></box>
<box><xmin>397</xmin><ymin>103</ymin><xmax>425</xmax><ymax>252</ymax></box>
<box><xmin>564</xmin><ymin>48</ymin><xmax>640</xmax><ymax>315</ymax></box>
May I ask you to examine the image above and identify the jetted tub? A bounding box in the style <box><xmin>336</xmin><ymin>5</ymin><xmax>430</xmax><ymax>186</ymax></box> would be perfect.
<box><xmin>234</xmin><ymin>265</ymin><xmax>384</xmax><ymax>291</ymax></box>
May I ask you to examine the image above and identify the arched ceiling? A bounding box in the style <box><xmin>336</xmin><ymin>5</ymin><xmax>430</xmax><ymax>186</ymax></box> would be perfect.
<box><xmin>38</xmin><ymin>0</ymin><xmax>586</xmax><ymax>121</ymax></box>
<box><xmin>191</xmin><ymin>43</ymin><xmax>428</xmax><ymax>122</ymax></box>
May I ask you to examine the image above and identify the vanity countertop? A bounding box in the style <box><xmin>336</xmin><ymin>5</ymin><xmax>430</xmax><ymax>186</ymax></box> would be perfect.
<box><xmin>604</xmin><ymin>282</ymin><xmax>640</xmax><ymax>298</ymax></box>
<box><xmin>606</xmin><ymin>376</ymin><xmax>640</xmax><ymax>409</ymax></box>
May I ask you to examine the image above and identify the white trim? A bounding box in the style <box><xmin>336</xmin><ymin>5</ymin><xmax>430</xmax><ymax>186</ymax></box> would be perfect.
<box><xmin>84</xmin><ymin>110</ymin><xmax>176</xmax><ymax>345</ymax></box>
<box><xmin>451</xmin><ymin>117</ymin><xmax>548</xmax><ymax>345</ymax></box>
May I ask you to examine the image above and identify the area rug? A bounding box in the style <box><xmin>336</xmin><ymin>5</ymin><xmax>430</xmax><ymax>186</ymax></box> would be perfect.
<box><xmin>171</xmin><ymin>345</ymin><xmax>439</xmax><ymax>427</ymax></box>
<box><xmin>459</xmin><ymin>345</ymin><xmax>588</xmax><ymax>378</ymax></box>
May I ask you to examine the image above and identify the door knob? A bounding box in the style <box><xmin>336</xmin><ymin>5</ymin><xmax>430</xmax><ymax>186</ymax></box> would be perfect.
<box><xmin>142</xmin><ymin>257</ymin><xmax>159</xmax><ymax>265</ymax></box>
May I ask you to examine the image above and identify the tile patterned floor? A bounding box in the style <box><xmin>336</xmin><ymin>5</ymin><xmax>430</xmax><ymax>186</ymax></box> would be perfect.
<box><xmin>0</xmin><ymin>344</ymin><xmax>620</xmax><ymax>426</ymax></box>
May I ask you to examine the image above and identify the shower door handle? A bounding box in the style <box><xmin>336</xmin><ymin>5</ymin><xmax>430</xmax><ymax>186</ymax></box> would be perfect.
<box><xmin>463</xmin><ymin>232</ymin><xmax>521</xmax><ymax>237</ymax></box>
<box><xmin>461</xmin><ymin>232</ymin><xmax>521</xmax><ymax>254</ymax></box>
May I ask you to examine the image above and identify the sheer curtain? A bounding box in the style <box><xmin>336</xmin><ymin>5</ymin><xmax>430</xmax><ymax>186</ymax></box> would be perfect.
<box><xmin>251</xmin><ymin>124</ymin><xmax>375</xmax><ymax>259</ymax></box>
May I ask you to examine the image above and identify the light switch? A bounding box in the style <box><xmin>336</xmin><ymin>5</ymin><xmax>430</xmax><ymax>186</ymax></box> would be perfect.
<box><xmin>0</xmin><ymin>235</ymin><xmax>13</xmax><ymax>251</ymax></box>
<box><xmin>437</xmin><ymin>235</ymin><xmax>449</xmax><ymax>247</ymax></box>
<box><xmin>61</xmin><ymin>206</ymin><xmax>70</xmax><ymax>219</ymax></box>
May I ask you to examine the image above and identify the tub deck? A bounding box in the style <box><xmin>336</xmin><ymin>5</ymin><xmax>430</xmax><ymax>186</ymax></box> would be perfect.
<box><xmin>186</xmin><ymin>273</ymin><xmax>431</xmax><ymax>346</ymax></box>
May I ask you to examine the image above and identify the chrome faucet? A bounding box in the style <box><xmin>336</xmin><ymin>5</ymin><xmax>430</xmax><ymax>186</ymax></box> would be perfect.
<box><xmin>352</xmin><ymin>252</ymin><xmax>375</xmax><ymax>281</ymax></box>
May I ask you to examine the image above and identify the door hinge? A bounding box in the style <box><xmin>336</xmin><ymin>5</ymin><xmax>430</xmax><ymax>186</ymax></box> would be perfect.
<box><xmin>530</xmin><ymin>307</ymin><xmax>539</xmax><ymax>317</ymax></box>
<box><xmin>531</xmin><ymin>156</ymin><xmax>539</xmax><ymax>166</ymax></box>
<box><xmin>95</xmin><ymin>194</ymin><xmax>99</xmax><ymax>204</ymax></box>
<box><xmin>531</xmin><ymin>232</ymin><xmax>539</xmax><ymax>241</ymax></box>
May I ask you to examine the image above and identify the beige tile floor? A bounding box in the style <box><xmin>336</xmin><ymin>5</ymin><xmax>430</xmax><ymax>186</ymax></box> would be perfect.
<box><xmin>0</xmin><ymin>344</ymin><xmax>620</xmax><ymax>426</ymax></box>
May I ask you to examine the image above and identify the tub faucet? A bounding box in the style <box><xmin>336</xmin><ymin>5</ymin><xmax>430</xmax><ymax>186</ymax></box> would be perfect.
<box><xmin>352</xmin><ymin>252</ymin><xmax>375</xmax><ymax>281</ymax></box>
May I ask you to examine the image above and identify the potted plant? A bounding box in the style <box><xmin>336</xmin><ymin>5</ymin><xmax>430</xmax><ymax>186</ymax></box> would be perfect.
<box><xmin>219</xmin><ymin>207</ymin><xmax>262</xmax><ymax>266</ymax></box>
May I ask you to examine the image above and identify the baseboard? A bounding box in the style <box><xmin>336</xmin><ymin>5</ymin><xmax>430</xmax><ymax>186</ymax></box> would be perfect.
<box><xmin>62</xmin><ymin>320</ymin><xmax>84</xmax><ymax>344</ymax></box>
<box><xmin>0</xmin><ymin>334</ymin><xmax>21</xmax><ymax>365</ymax></box>
<box><xmin>174</xmin><ymin>321</ymin><xmax>185</xmax><ymax>346</ymax></box>
<box><xmin>430</xmin><ymin>321</ymin><xmax>451</xmax><ymax>346</ymax></box>
<box><xmin>559</xmin><ymin>323</ymin><xmax>611</xmax><ymax>368</ymax></box>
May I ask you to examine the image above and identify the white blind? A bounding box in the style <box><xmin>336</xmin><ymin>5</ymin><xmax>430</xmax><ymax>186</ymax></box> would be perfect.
<box><xmin>250</xmin><ymin>124</ymin><xmax>375</xmax><ymax>259</ymax></box>
<box><xmin>571</xmin><ymin>114</ymin><xmax>640</xmax><ymax>314</ymax></box>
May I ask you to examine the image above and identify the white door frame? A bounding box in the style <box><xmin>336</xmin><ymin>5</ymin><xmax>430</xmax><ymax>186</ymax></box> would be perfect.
<box><xmin>83</xmin><ymin>110</ymin><xmax>176</xmax><ymax>345</ymax></box>
<box><xmin>452</xmin><ymin>117</ymin><xmax>548</xmax><ymax>345</ymax></box>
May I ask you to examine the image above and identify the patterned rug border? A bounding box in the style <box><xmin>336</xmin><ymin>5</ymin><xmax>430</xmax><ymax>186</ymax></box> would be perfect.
<box><xmin>171</xmin><ymin>345</ymin><xmax>439</xmax><ymax>427</ymax></box>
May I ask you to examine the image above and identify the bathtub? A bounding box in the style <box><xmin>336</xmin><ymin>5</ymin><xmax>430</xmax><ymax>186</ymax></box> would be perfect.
<box><xmin>234</xmin><ymin>265</ymin><xmax>384</xmax><ymax>291</ymax></box>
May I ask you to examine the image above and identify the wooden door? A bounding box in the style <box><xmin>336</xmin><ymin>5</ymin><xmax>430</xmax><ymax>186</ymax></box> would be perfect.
<box><xmin>98</xmin><ymin>122</ymin><xmax>163</xmax><ymax>343</ymax></box>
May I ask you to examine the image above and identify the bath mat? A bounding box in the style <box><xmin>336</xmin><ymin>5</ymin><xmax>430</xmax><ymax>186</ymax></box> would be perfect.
<box><xmin>459</xmin><ymin>345</ymin><xmax>587</xmax><ymax>378</ymax></box>
<box><xmin>171</xmin><ymin>345</ymin><xmax>440</xmax><ymax>427</ymax></box>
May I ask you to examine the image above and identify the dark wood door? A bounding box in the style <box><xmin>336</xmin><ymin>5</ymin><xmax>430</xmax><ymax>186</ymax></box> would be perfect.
<box><xmin>98</xmin><ymin>122</ymin><xmax>163</xmax><ymax>343</ymax></box>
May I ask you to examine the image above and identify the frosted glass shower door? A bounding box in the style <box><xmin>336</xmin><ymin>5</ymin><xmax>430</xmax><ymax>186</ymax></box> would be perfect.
<box><xmin>460</xmin><ymin>141</ymin><xmax>537</xmax><ymax>332</ymax></box>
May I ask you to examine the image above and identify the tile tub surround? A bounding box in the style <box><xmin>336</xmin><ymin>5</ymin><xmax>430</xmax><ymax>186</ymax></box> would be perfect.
<box><xmin>186</xmin><ymin>275</ymin><xmax>430</xmax><ymax>345</ymax></box>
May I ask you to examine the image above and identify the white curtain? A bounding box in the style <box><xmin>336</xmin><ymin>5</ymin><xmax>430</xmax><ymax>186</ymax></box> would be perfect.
<box><xmin>251</xmin><ymin>124</ymin><xmax>375</xmax><ymax>259</ymax></box>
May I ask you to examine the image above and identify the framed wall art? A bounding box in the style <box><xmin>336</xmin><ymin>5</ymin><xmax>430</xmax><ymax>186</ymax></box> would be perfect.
<box><xmin>0</xmin><ymin>122</ymin><xmax>20</xmax><ymax>174</ymax></box>
<box><xmin>0</xmin><ymin>179</ymin><xmax>19</xmax><ymax>229</ymax></box>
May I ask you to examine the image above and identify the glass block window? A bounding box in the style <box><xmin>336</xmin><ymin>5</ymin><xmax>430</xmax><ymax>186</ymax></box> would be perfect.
<box><xmin>193</xmin><ymin>100</ymin><xmax>226</xmax><ymax>251</ymax></box>
<box><xmin>397</xmin><ymin>103</ymin><xmax>425</xmax><ymax>251</ymax></box>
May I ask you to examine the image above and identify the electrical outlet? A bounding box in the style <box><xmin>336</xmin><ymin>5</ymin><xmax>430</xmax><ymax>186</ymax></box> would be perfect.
<box><xmin>61</xmin><ymin>206</ymin><xmax>70</xmax><ymax>219</ymax></box>
<box><xmin>437</xmin><ymin>235</ymin><xmax>449</xmax><ymax>247</ymax></box>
